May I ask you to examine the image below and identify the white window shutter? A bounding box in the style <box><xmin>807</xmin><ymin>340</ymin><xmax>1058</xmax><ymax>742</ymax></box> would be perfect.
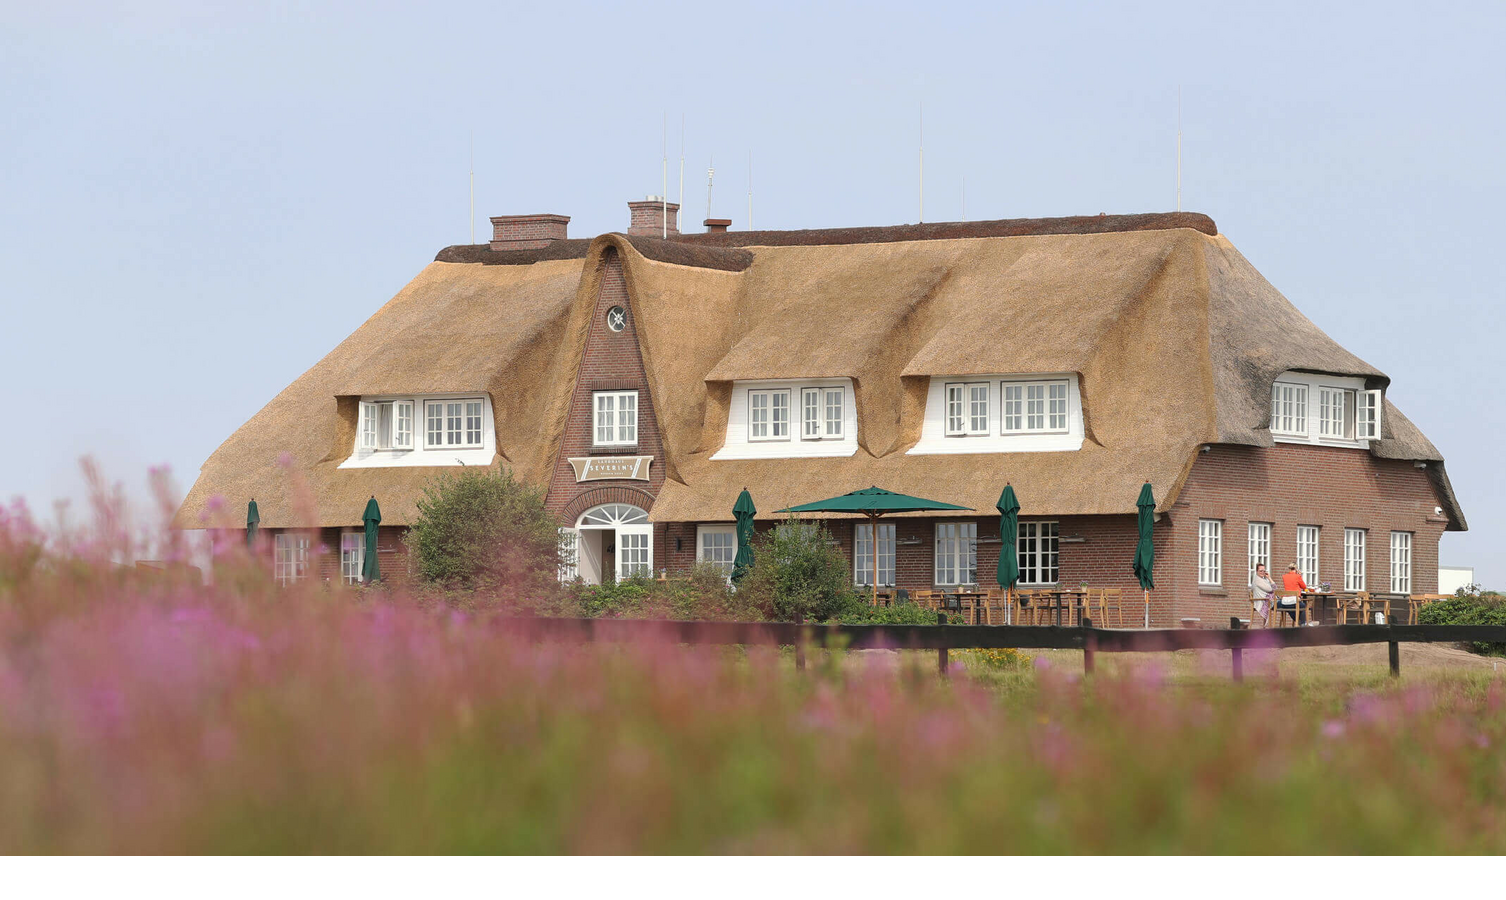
<box><xmin>1358</xmin><ymin>390</ymin><xmax>1382</xmax><ymax>440</ymax></box>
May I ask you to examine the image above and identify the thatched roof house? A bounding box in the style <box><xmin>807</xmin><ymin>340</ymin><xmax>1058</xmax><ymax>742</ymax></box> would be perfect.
<box><xmin>177</xmin><ymin>204</ymin><xmax>1463</xmax><ymax>617</ymax></box>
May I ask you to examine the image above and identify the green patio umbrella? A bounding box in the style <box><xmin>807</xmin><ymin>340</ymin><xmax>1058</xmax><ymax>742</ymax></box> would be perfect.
<box><xmin>731</xmin><ymin>488</ymin><xmax>757</xmax><ymax>584</ymax></box>
<box><xmin>1133</xmin><ymin>482</ymin><xmax>1156</xmax><ymax>628</ymax></box>
<box><xmin>361</xmin><ymin>496</ymin><xmax>382</xmax><ymax>583</ymax></box>
<box><xmin>246</xmin><ymin>499</ymin><xmax>259</xmax><ymax>550</ymax></box>
<box><xmin>778</xmin><ymin>486</ymin><xmax>971</xmax><ymax>607</ymax></box>
<box><xmin>996</xmin><ymin>484</ymin><xmax>1020</xmax><ymax>623</ymax></box>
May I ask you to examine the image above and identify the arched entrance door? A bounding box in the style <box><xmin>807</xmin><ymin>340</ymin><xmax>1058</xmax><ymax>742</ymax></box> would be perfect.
<box><xmin>572</xmin><ymin>503</ymin><xmax>652</xmax><ymax>584</ymax></box>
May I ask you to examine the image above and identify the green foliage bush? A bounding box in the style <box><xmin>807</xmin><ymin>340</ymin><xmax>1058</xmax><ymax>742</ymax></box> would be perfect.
<box><xmin>405</xmin><ymin>467</ymin><xmax>563</xmax><ymax>606</ymax></box>
<box><xmin>738</xmin><ymin>516</ymin><xmax>860</xmax><ymax>622</ymax></box>
<box><xmin>567</xmin><ymin>563</ymin><xmax>768</xmax><ymax>621</ymax></box>
<box><xmin>1418</xmin><ymin>591</ymin><xmax>1506</xmax><ymax>656</ymax></box>
<box><xmin>835</xmin><ymin>599</ymin><xmax>939</xmax><ymax>626</ymax></box>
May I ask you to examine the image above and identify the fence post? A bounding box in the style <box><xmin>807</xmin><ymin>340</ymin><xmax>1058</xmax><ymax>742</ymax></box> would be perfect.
<box><xmin>1229</xmin><ymin>616</ymin><xmax>1244</xmax><ymax>682</ymax></box>
<box><xmin>794</xmin><ymin>613</ymin><xmax>806</xmax><ymax>672</ymax></box>
<box><xmin>1387</xmin><ymin>614</ymin><xmax>1400</xmax><ymax>678</ymax></box>
<box><xmin>1082</xmin><ymin>616</ymin><xmax>1095</xmax><ymax>675</ymax></box>
<box><xmin>937</xmin><ymin>611</ymin><xmax>949</xmax><ymax>678</ymax></box>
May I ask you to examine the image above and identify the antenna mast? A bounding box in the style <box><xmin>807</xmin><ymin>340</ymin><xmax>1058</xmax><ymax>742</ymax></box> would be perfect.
<box><xmin>747</xmin><ymin>151</ymin><xmax>753</xmax><ymax>231</ymax></box>
<box><xmin>706</xmin><ymin>156</ymin><xmax>715</xmax><ymax>222</ymax></box>
<box><xmin>678</xmin><ymin>114</ymin><xmax>685</xmax><ymax>223</ymax></box>
<box><xmin>468</xmin><ymin>131</ymin><xmax>474</xmax><ymax>244</ymax></box>
<box><xmin>1176</xmin><ymin>86</ymin><xmax>1183</xmax><ymax>212</ymax></box>
<box><xmin>918</xmin><ymin>102</ymin><xmax>924</xmax><ymax>223</ymax></box>
<box><xmin>662</xmin><ymin>113</ymin><xmax>668</xmax><ymax>238</ymax></box>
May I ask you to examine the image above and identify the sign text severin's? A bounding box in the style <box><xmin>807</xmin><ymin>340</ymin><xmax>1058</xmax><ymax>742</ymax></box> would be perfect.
<box><xmin>568</xmin><ymin>456</ymin><xmax>653</xmax><ymax>482</ymax></box>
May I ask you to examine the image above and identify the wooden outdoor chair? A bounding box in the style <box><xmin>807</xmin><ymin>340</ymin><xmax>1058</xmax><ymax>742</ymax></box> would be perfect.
<box><xmin>982</xmin><ymin>588</ymin><xmax>1008</xmax><ymax>625</ymax></box>
<box><xmin>1407</xmin><ymin>593</ymin><xmax>1449</xmax><ymax>625</ymax></box>
<box><xmin>1014</xmin><ymin>589</ymin><xmax>1037</xmax><ymax>625</ymax></box>
<box><xmin>1272</xmin><ymin>590</ymin><xmax>1304</xmax><ymax>627</ymax></box>
<box><xmin>911</xmin><ymin>589</ymin><xmax>940</xmax><ymax>611</ymax></box>
<box><xmin>1098</xmin><ymin>588</ymin><xmax>1124</xmax><ymax>627</ymax></box>
<box><xmin>1251</xmin><ymin>593</ymin><xmax>1274</xmax><ymax>629</ymax></box>
<box><xmin>1337</xmin><ymin>591</ymin><xmax>1375</xmax><ymax>625</ymax></box>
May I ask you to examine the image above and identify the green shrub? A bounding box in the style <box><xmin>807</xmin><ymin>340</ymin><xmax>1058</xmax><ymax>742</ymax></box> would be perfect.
<box><xmin>739</xmin><ymin>516</ymin><xmax>859</xmax><ymax>622</ymax></box>
<box><xmin>567</xmin><ymin>563</ymin><xmax>769</xmax><ymax>621</ymax></box>
<box><xmin>1418</xmin><ymin>593</ymin><xmax>1506</xmax><ymax>656</ymax></box>
<box><xmin>835</xmin><ymin>599</ymin><xmax>939</xmax><ymax>626</ymax></box>
<box><xmin>405</xmin><ymin>467</ymin><xmax>563</xmax><ymax>606</ymax></box>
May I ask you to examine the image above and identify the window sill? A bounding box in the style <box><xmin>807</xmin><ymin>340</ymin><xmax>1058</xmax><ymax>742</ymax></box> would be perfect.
<box><xmin>1198</xmin><ymin>586</ymin><xmax>1227</xmax><ymax>596</ymax></box>
<box><xmin>589</xmin><ymin>445</ymin><xmax>639</xmax><ymax>455</ymax></box>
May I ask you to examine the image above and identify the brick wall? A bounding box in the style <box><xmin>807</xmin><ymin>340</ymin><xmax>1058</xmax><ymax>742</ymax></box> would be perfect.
<box><xmin>544</xmin><ymin>248</ymin><xmax>670</xmax><ymax>564</ymax></box>
<box><xmin>1164</xmin><ymin>443</ymin><xmax>1449</xmax><ymax>626</ymax></box>
<box><xmin>265</xmin><ymin>525</ymin><xmax>413</xmax><ymax>588</ymax></box>
<box><xmin>626</xmin><ymin>200</ymin><xmax>679</xmax><ymax>236</ymax></box>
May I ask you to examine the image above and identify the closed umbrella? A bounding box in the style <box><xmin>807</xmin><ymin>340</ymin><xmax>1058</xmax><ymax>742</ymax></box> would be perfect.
<box><xmin>1133</xmin><ymin>482</ymin><xmax>1156</xmax><ymax>628</ymax></box>
<box><xmin>361</xmin><ymin>496</ymin><xmax>382</xmax><ymax>583</ymax></box>
<box><xmin>778</xmin><ymin>486</ymin><xmax>971</xmax><ymax>607</ymax></box>
<box><xmin>246</xmin><ymin>499</ymin><xmax>259</xmax><ymax>550</ymax></box>
<box><xmin>731</xmin><ymin>488</ymin><xmax>756</xmax><ymax>584</ymax></box>
<box><xmin>996</xmin><ymin>484</ymin><xmax>1020</xmax><ymax>624</ymax></box>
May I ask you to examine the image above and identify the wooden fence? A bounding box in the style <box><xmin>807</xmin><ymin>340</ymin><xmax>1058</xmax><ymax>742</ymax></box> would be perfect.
<box><xmin>496</xmin><ymin>615</ymin><xmax>1506</xmax><ymax>680</ymax></box>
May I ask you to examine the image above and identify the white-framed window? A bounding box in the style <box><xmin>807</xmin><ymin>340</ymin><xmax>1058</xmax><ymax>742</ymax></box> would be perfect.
<box><xmin>800</xmin><ymin>387</ymin><xmax>845</xmax><ymax>440</ymax></box>
<box><xmin>1344</xmin><ymin>528</ymin><xmax>1366</xmax><ymax>592</ymax></box>
<box><xmin>934</xmin><ymin>521</ymin><xmax>977</xmax><ymax>586</ymax></box>
<box><xmin>1318</xmin><ymin>388</ymin><xmax>1351</xmax><ymax>440</ymax></box>
<box><xmin>558</xmin><ymin>528</ymin><xmax>578</xmax><ymax>582</ymax></box>
<box><xmin>274</xmin><ymin>532</ymin><xmax>309</xmax><ymax>586</ymax></box>
<box><xmin>1001</xmin><ymin>380</ymin><xmax>1070</xmax><ymax>435</ymax></box>
<box><xmin>1198</xmin><ymin>519</ymin><xmax>1223</xmax><ymax>586</ymax></box>
<box><xmin>748</xmin><ymin>389</ymin><xmax>791</xmax><ymax>441</ymax></box>
<box><xmin>358</xmin><ymin>400</ymin><xmax>416</xmax><ymax>451</ymax></box>
<box><xmin>1296</xmin><ymin>525</ymin><xmax>1320</xmax><ymax>586</ymax></box>
<box><xmin>1270</xmin><ymin>382</ymin><xmax>1308</xmax><ymax>437</ymax></box>
<box><xmin>340</xmin><ymin>532</ymin><xmax>365</xmax><ymax>585</ymax></box>
<box><xmin>855</xmin><ymin>523</ymin><xmax>896</xmax><ymax>587</ymax></box>
<box><xmin>594</xmin><ymin>391</ymin><xmax>638</xmax><ymax>446</ymax></box>
<box><xmin>1248</xmin><ymin>522</ymin><xmax>1271</xmax><ymax>588</ymax></box>
<box><xmin>945</xmin><ymin>383</ymin><xmax>988</xmax><ymax>436</ymax></box>
<box><xmin>1357</xmin><ymin>390</ymin><xmax>1382</xmax><ymax>440</ymax></box>
<box><xmin>1017</xmin><ymin>521</ymin><xmax>1059</xmax><ymax>585</ymax></box>
<box><xmin>619</xmin><ymin>530</ymin><xmax>652</xmax><ymax>578</ymax></box>
<box><xmin>697</xmin><ymin>524</ymin><xmax>737</xmax><ymax>576</ymax></box>
<box><xmin>1390</xmin><ymin>532</ymin><xmax>1412</xmax><ymax>594</ymax></box>
<box><xmin>424</xmin><ymin>399</ymin><xmax>485</xmax><ymax>449</ymax></box>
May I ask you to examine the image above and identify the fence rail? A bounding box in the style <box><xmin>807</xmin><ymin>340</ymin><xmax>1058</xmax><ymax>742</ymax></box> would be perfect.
<box><xmin>497</xmin><ymin>616</ymin><xmax>1506</xmax><ymax>679</ymax></box>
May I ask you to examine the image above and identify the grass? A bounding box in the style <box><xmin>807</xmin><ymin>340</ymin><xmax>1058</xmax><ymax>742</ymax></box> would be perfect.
<box><xmin>2</xmin><ymin>495</ymin><xmax>1504</xmax><ymax>853</ymax></box>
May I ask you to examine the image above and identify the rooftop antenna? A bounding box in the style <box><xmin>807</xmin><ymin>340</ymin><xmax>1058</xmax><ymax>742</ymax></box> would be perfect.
<box><xmin>961</xmin><ymin>173</ymin><xmax>967</xmax><ymax>222</ymax></box>
<box><xmin>918</xmin><ymin>102</ymin><xmax>924</xmax><ymax>223</ymax></box>
<box><xmin>468</xmin><ymin>131</ymin><xmax>474</xmax><ymax>244</ymax></box>
<box><xmin>1176</xmin><ymin>86</ymin><xmax>1183</xmax><ymax>212</ymax></box>
<box><xmin>747</xmin><ymin>150</ymin><xmax>753</xmax><ymax>231</ymax></box>
<box><xmin>678</xmin><ymin>114</ymin><xmax>685</xmax><ymax>224</ymax></box>
<box><xmin>661</xmin><ymin>113</ymin><xmax>668</xmax><ymax>238</ymax></box>
<box><xmin>706</xmin><ymin>155</ymin><xmax>715</xmax><ymax>222</ymax></box>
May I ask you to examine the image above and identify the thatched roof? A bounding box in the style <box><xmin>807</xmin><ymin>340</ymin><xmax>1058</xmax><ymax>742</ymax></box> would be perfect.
<box><xmin>175</xmin><ymin>212</ymin><xmax>1465</xmax><ymax>531</ymax></box>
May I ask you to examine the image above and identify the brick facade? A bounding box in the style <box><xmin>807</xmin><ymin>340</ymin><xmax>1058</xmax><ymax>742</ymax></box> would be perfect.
<box><xmin>626</xmin><ymin>200</ymin><xmax>679</xmax><ymax>236</ymax></box>
<box><xmin>489</xmin><ymin>214</ymin><xmax>569</xmax><ymax>250</ymax></box>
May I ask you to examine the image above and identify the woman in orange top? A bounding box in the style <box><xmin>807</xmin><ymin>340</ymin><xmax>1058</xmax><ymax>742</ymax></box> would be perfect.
<box><xmin>1278</xmin><ymin>564</ymin><xmax>1309</xmax><ymax>625</ymax></box>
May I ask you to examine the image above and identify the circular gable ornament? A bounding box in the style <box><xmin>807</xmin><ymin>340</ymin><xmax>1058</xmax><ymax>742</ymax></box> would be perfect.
<box><xmin>606</xmin><ymin>306</ymin><xmax>627</xmax><ymax>332</ymax></box>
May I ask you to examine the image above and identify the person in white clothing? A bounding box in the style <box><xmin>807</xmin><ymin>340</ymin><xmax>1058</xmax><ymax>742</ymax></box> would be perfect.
<box><xmin>1251</xmin><ymin>563</ymin><xmax>1276</xmax><ymax>625</ymax></box>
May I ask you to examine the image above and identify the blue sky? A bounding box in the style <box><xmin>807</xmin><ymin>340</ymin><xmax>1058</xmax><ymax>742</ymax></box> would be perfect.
<box><xmin>3</xmin><ymin>1</ymin><xmax>1502</xmax><ymax>585</ymax></box>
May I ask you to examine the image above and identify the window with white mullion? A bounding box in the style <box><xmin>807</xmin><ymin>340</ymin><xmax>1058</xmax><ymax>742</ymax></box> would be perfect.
<box><xmin>1198</xmin><ymin>519</ymin><xmax>1223</xmax><ymax>586</ymax></box>
<box><xmin>1270</xmin><ymin>382</ymin><xmax>1308</xmax><ymax>437</ymax></box>
<box><xmin>823</xmin><ymin>388</ymin><xmax>844</xmax><ymax>438</ymax></box>
<box><xmin>697</xmin><ymin>526</ymin><xmax>737</xmax><ymax>577</ymax></box>
<box><xmin>594</xmin><ymin>391</ymin><xmax>638</xmax><ymax>446</ymax></box>
<box><xmin>1344</xmin><ymin>528</ymin><xmax>1366</xmax><ymax>592</ymax></box>
<box><xmin>360</xmin><ymin>402</ymin><xmax>379</xmax><ymax>449</ymax></box>
<box><xmin>1247</xmin><ymin>522</ymin><xmax>1271</xmax><ymax>588</ymax></box>
<box><xmin>340</xmin><ymin>532</ymin><xmax>365</xmax><ymax>585</ymax></box>
<box><xmin>942</xmin><ymin>383</ymin><xmax>987</xmax><ymax>436</ymax></box>
<box><xmin>1017</xmin><ymin>521</ymin><xmax>1059</xmax><ymax>585</ymax></box>
<box><xmin>393</xmin><ymin>401</ymin><xmax>413</xmax><ymax>449</ymax></box>
<box><xmin>359</xmin><ymin>400</ymin><xmax>415</xmax><ymax>451</ymax></box>
<box><xmin>274</xmin><ymin>533</ymin><xmax>309</xmax><ymax>586</ymax></box>
<box><xmin>1390</xmin><ymin>532</ymin><xmax>1412</xmax><ymax>594</ymax></box>
<box><xmin>1000</xmin><ymin>380</ymin><xmax>1070</xmax><ymax>435</ymax></box>
<box><xmin>423</xmin><ymin>399</ymin><xmax>485</xmax><ymax>449</ymax></box>
<box><xmin>1296</xmin><ymin>526</ymin><xmax>1320</xmax><ymax>585</ymax></box>
<box><xmin>1318</xmin><ymin>388</ymin><xmax>1352</xmax><ymax>440</ymax></box>
<box><xmin>934</xmin><ymin>522</ymin><xmax>977</xmax><ymax>586</ymax></box>
<box><xmin>445</xmin><ymin>402</ymin><xmax>463</xmax><ymax>446</ymax></box>
<box><xmin>748</xmin><ymin>389</ymin><xmax>791</xmax><ymax>441</ymax></box>
<box><xmin>854</xmin><ymin>523</ymin><xmax>896</xmax><ymax>587</ymax></box>
<box><xmin>801</xmin><ymin>388</ymin><xmax>821</xmax><ymax>439</ymax></box>
<box><xmin>558</xmin><ymin>528</ymin><xmax>578</xmax><ymax>582</ymax></box>
<box><xmin>1356</xmin><ymin>390</ymin><xmax>1382</xmax><ymax>440</ymax></box>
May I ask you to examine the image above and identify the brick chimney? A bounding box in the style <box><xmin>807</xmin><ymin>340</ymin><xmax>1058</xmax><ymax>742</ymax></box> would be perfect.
<box><xmin>704</xmin><ymin>218</ymin><xmax>731</xmax><ymax>233</ymax></box>
<box><xmin>489</xmin><ymin>213</ymin><xmax>569</xmax><ymax>251</ymax></box>
<box><xmin>627</xmin><ymin>197</ymin><xmax>679</xmax><ymax>236</ymax></box>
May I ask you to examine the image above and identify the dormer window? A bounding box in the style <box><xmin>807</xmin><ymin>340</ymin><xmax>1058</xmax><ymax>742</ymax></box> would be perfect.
<box><xmin>359</xmin><ymin>401</ymin><xmax>415</xmax><ymax>450</ymax></box>
<box><xmin>801</xmin><ymin>386</ymin><xmax>845</xmax><ymax>440</ymax></box>
<box><xmin>1269</xmin><ymin>374</ymin><xmax>1380</xmax><ymax>445</ymax></box>
<box><xmin>910</xmin><ymin>374</ymin><xmax>1084</xmax><ymax>455</ymax></box>
<box><xmin>748</xmin><ymin>389</ymin><xmax>791</xmax><ymax>441</ymax></box>
<box><xmin>425</xmin><ymin>400</ymin><xmax>484</xmax><ymax>448</ymax></box>
<box><xmin>712</xmin><ymin>378</ymin><xmax>858</xmax><ymax>460</ymax></box>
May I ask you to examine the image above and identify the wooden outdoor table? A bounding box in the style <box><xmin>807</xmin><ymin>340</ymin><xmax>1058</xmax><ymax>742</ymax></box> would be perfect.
<box><xmin>1035</xmin><ymin>589</ymin><xmax>1088</xmax><ymax>627</ymax></box>
<box><xmin>945</xmin><ymin>590</ymin><xmax>986</xmax><ymax>623</ymax></box>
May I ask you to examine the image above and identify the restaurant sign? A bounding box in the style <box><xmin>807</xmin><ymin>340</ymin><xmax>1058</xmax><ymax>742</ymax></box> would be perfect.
<box><xmin>568</xmin><ymin>456</ymin><xmax>653</xmax><ymax>483</ymax></box>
